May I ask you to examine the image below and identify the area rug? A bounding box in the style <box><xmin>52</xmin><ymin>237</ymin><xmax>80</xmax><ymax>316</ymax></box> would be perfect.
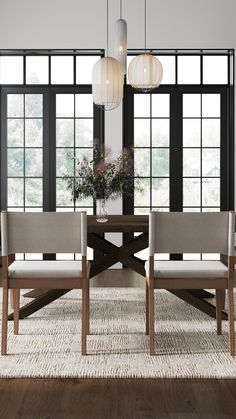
<box><xmin>0</xmin><ymin>288</ymin><xmax>236</xmax><ymax>378</ymax></box>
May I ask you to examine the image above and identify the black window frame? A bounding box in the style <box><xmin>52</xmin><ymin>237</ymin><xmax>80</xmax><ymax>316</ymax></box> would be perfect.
<box><xmin>0</xmin><ymin>50</ymin><xmax>104</xmax><ymax>214</ymax></box>
<box><xmin>123</xmin><ymin>50</ymin><xmax>234</xmax><ymax>217</ymax></box>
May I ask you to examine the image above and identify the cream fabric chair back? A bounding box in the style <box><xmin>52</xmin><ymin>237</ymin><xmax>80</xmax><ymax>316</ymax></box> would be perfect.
<box><xmin>149</xmin><ymin>211</ymin><xmax>235</xmax><ymax>256</ymax></box>
<box><xmin>1</xmin><ymin>211</ymin><xmax>87</xmax><ymax>256</ymax></box>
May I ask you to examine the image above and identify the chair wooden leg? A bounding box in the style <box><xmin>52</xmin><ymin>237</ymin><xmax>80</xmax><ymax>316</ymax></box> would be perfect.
<box><xmin>86</xmin><ymin>280</ymin><xmax>90</xmax><ymax>335</ymax></box>
<box><xmin>216</xmin><ymin>289</ymin><xmax>224</xmax><ymax>335</ymax></box>
<box><xmin>1</xmin><ymin>288</ymin><xmax>9</xmax><ymax>355</ymax></box>
<box><xmin>10</xmin><ymin>290</ymin><xmax>14</xmax><ymax>309</ymax></box>
<box><xmin>13</xmin><ymin>289</ymin><xmax>20</xmax><ymax>335</ymax></box>
<box><xmin>148</xmin><ymin>278</ymin><xmax>155</xmax><ymax>355</ymax></box>
<box><xmin>228</xmin><ymin>285</ymin><xmax>235</xmax><ymax>356</ymax></box>
<box><xmin>146</xmin><ymin>280</ymin><xmax>149</xmax><ymax>335</ymax></box>
<box><xmin>82</xmin><ymin>280</ymin><xmax>88</xmax><ymax>356</ymax></box>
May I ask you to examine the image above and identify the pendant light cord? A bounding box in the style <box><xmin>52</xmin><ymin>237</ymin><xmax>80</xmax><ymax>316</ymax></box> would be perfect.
<box><xmin>120</xmin><ymin>0</ymin><xmax>122</xmax><ymax>18</ymax></box>
<box><xmin>144</xmin><ymin>0</ymin><xmax>147</xmax><ymax>50</ymax></box>
<box><xmin>106</xmin><ymin>0</ymin><xmax>109</xmax><ymax>57</ymax></box>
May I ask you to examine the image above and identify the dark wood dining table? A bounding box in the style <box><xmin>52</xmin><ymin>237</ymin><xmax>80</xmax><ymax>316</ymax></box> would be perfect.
<box><xmin>8</xmin><ymin>215</ymin><xmax>227</xmax><ymax>321</ymax></box>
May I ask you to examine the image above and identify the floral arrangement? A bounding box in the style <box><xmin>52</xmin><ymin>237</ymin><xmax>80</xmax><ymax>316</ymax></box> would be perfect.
<box><xmin>66</xmin><ymin>141</ymin><xmax>137</xmax><ymax>201</ymax></box>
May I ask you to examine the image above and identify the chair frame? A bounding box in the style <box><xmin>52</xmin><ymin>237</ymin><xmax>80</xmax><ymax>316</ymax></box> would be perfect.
<box><xmin>1</xmin><ymin>211</ymin><xmax>89</xmax><ymax>356</ymax></box>
<box><xmin>146</xmin><ymin>211</ymin><xmax>235</xmax><ymax>356</ymax></box>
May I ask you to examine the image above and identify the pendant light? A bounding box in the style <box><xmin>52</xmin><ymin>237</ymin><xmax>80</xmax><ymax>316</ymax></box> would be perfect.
<box><xmin>92</xmin><ymin>0</ymin><xmax>123</xmax><ymax>111</ymax></box>
<box><xmin>128</xmin><ymin>0</ymin><xmax>163</xmax><ymax>92</ymax></box>
<box><xmin>115</xmin><ymin>0</ymin><xmax>127</xmax><ymax>75</ymax></box>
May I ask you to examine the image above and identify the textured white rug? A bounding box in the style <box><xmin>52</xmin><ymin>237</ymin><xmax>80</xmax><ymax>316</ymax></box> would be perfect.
<box><xmin>0</xmin><ymin>288</ymin><xmax>236</xmax><ymax>378</ymax></box>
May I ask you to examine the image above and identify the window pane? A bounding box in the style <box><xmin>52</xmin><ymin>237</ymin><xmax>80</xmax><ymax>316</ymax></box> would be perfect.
<box><xmin>134</xmin><ymin>207</ymin><xmax>150</xmax><ymax>214</ymax></box>
<box><xmin>8</xmin><ymin>149</ymin><xmax>24</xmax><ymax>176</ymax></box>
<box><xmin>75</xmin><ymin>194</ymin><xmax>93</xmax><ymax>207</ymax></box>
<box><xmin>183</xmin><ymin>94</ymin><xmax>201</xmax><ymax>117</ymax></box>
<box><xmin>134</xmin><ymin>94</ymin><xmax>150</xmax><ymax>117</ymax></box>
<box><xmin>203</xmin><ymin>56</ymin><xmax>228</xmax><ymax>84</ymax></box>
<box><xmin>183</xmin><ymin>149</ymin><xmax>200</xmax><ymax>177</ymax></box>
<box><xmin>152</xmin><ymin>119</ymin><xmax>169</xmax><ymax>147</ymax></box>
<box><xmin>202</xmin><ymin>94</ymin><xmax>220</xmax><ymax>117</ymax></box>
<box><xmin>183</xmin><ymin>207</ymin><xmax>201</xmax><ymax>212</ymax></box>
<box><xmin>25</xmin><ymin>178</ymin><xmax>43</xmax><ymax>206</ymax></box>
<box><xmin>26</xmin><ymin>56</ymin><xmax>49</xmax><ymax>84</ymax></box>
<box><xmin>0</xmin><ymin>56</ymin><xmax>23</xmax><ymax>84</ymax></box>
<box><xmin>202</xmin><ymin>119</ymin><xmax>220</xmax><ymax>147</ymax></box>
<box><xmin>152</xmin><ymin>178</ymin><xmax>169</xmax><ymax>206</ymax></box>
<box><xmin>56</xmin><ymin>149</ymin><xmax>74</xmax><ymax>176</ymax></box>
<box><xmin>8</xmin><ymin>178</ymin><xmax>24</xmax><ymax>206</ymax></box>
<box><xmin>57</xmin><ymin>178</ymin><xmax>73</xmax><ymax>206</ymax></box>
<box><xmin>56</xmin><ymin>120</ymin><xmax>74</xmax><ymax>147</ymax></box>
<box><xmin>51</xmin><ymin>56</ymin><xmax>74</xmax><ymax>84</ymax></box>
<box><xmin>134</xmin><ymin>149</ymin><xmax>150</xmax><ymax>176</ymax></box>
<box><xmin>152</xmin><ymin>94</ymin><xmax>169</xmax><ymax>117</ymax></box>
<box><xmin>152</xmin><ymin>149</ymin><xmax>169</xmax><ymax>177</ymax></box>
<box><xmin>134</xmin><ymin>119</ymin><xmax>150</xmax><ymax>147</ymax></box>
<box><xmin>75</xmin><ymin>94</ymin><xmax>93</xmax><ymax>117</ymax></box>
<box><xmin>25</xmin><ymin>94</ymin><xmax>43</xmax><ymax>117</ymax></box>
<box><xmin>56</xmin><ymin>94</ymin><xmax>74</xmax><ymax>117</ymax></box>
<box><xmin>202</xmin><ymin>253</ymin><xmax>220</xmax><ymax>261</ymax></box>
<box><xmin>178</xmin><ymin>56</ymin><xmax>200</xmax><ymax>84</ymax></box>
<box><xmin>134</xmin><ymin>178</ymin><xmax>150</xmax><ymax>206</ymax></box>
<box><xmin>183</xmin><ymin>254</ymin><xmax>201</xmax><ymax>261</ymax></box>
<box><xmin>25</xmin><ymin>149</ymin><xmax>43</xmax><ymax>176</ymax></box>
<box><xmin>202</xmin><ymin>207</ymin><xmax>220</xmax><ymax>212</ymax></box>
<box><xmin>183</xmin><ymin>178</ymin><xmax>200</xmax><ymax>206</ymax></box>
<box><xmin>183</xmin><ymin>119</ymin><xmax>201</xmax><ymax>147</ymax></box>
<box><xmin>8</xmin><ymin>119</ymin><xmax>24</xmax><ymax>147</ymax></box>
<box><xmin>202</xmin><ymin>149</ymin><xmax>220</xmax><ymax>177</ymax></box>
<box><xmin>202</xmin><ymin>178</ymin><xmax>220</xmax><ymax>206</ymax></box>
<box><xmin>8</xmin><ymin>94</ymin><xmax>24</xmax><ymax>117</ymax></box>
<box><xmin>156</xmin><ymin>56</ymin><xmax>175</xmax><ymax>84</ymax></box>
<box><xmin>76</xmin><ymin>56</ymin><xmax>99</xmax><ymax>84</ymax></box>
<box><xmin>75</xmin><ymin>119</ymin><xmax>93</xmax><ymax>147</ymax></box>
<box><xmin>75</xmin><ymin>148</ymin><xmax>93</xmax><ymax>162</ymax></box>
<box><xmin>25</xmin><ymin>119</ymin><xmax>43</xmax><ymax>147</ymax></box>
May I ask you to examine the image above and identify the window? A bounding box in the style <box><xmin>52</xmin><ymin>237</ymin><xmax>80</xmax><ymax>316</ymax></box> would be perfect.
<box><xmin>124</xmin><ymin>50</ymin><xmax>234</xmax><ymax>261</ymax></box>
<box><xmin>0</xmin><ymin>50</ymin><xmax>104</xmax><ymax>260</ymax></box>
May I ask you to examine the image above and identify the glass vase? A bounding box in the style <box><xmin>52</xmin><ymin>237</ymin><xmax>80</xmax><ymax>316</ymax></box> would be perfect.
<box><xmin>96</xmin><ymin>198</ymin><xmax>108</xmax><ymax>223</ymax></box>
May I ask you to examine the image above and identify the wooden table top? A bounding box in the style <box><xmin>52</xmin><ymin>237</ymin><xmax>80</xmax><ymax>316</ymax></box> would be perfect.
<box><xmin>87</xmin><ymin>215</ymin><xmax>148</xmax><ymax>233</ymax></box>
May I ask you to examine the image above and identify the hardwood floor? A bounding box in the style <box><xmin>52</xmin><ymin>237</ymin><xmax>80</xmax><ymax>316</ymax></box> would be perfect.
<box><xmin>0</xmin><ymin>378</ymin><xmax>236</xmax><ymax>419</ymax></box>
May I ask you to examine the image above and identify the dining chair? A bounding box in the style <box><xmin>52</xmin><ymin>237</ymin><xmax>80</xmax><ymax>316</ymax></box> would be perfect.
<box><xmin>1</xmin><ymin>211</ymin><xmax>89</xmax><ymax>356</ymax></box>
<box><xmin>145</xmin><ymin>211</ymin><xmax>235</xmax><ymax>356</ymax></box>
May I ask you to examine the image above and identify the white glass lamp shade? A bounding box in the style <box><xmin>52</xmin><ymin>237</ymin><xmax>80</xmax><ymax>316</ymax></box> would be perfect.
<box><xmin>128</xmin><ymin>54</ymin><xmax>163</xmax><ymax>91</ymax></box>
<box><xmin>92</xmin><ymin>57</ymin><xmax>123</xmax><ymax>110</ymax></box>
<box><xmin>115</xmin><ymin>18</ymin><xmax>127</xmax><ymax>75</ymax></box>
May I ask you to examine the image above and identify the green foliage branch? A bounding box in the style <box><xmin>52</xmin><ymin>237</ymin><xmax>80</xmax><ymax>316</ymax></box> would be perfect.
<box><xmin>66</xmin><ymin>141</ymin><xmax>140</xmax><ymax>201</ymax></box>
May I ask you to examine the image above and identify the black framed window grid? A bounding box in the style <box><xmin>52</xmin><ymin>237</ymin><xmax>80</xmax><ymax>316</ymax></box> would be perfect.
<box><xmin>0</xmin><ymin>50</ymin><xmax>103</xmax><ymax>86</ymax></box>
<box><xmin>124</xmin><ymin>49</ymin><xmax>234</xmax><ymax>261</ymax></box>
<box><xmin>0</xmin><ymin>50</ymin><xmax>104</xmax><ymax>261</ymax></box>
<box><xmin>182</xmin><ymin>92</ymin><xmax>221</xmax><ymax>213</ymax></box>
<box><xmin>126</xmin><ymin>50</ymin><xmax>232</xmax><ymax>86</ymax></box>
<box><xmin>55</xmin><ymin>91</ymin><xmax>94</xmax><ymax>215</ymax></box>
<box><xmin>133</xmin><ymin>93</ymin><xmax>170</xmax><ymax>214</ymax></box>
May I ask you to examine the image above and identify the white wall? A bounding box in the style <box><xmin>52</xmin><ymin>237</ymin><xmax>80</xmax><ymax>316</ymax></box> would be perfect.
<box><xmin>0</xmin><ymin>0</ymin><xmax>235</xmax><ymax>209</ymax></box>
<box><xmin>1</xmin><ymin>0</ymin><xmax>235</xmax><ymax>50</ymax></box>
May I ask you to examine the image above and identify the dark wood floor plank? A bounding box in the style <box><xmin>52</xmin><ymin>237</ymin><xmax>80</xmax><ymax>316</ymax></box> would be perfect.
<box><xmin>0</xmin><ymin>379</ymin><xmax>236</xmax><ymax>419</ymax></box>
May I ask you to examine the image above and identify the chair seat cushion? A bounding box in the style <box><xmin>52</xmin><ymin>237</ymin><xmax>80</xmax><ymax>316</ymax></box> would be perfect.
<box><xmin>8</xmin><ymin>260</ymin><xmax>89</xmax><ymax>279</ymax></box>
<box><xmin>145</xmin><ymin>260</ymin><xmax>228</xmax><ymax>279</ymax></box>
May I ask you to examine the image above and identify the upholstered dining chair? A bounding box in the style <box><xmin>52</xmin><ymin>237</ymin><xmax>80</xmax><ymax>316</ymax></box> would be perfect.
<box><xmin>1</xmin><ymin>211</ymin><xmax>89</xmax><ymax>356</ymax></box>
<box><xmin>145</xmin><ymin>211</ymin><xmax>235</xmax><ymax>356</ymax></box>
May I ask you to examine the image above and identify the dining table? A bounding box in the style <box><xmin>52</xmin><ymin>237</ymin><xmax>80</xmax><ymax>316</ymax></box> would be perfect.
<box><xmin>8</xmin><ymin>215</ymin><xmax>228</xmax><ymax>321</ymax></box>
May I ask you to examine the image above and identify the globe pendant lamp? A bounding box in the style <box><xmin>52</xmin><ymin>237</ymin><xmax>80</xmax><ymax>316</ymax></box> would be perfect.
<box><xmin>114</xmin><ymin>0</ymin><xmax>127</xmax><ymax>75</ymax></box>
<box><xmin>128</xmin><ymin>0</ymin><xmax>163</xmax><ymax>92</ymax></box>
<box><xmin>92</xmin><ymin>0</ymin><xmax>123</xmax><ymax>111</ymax></box>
